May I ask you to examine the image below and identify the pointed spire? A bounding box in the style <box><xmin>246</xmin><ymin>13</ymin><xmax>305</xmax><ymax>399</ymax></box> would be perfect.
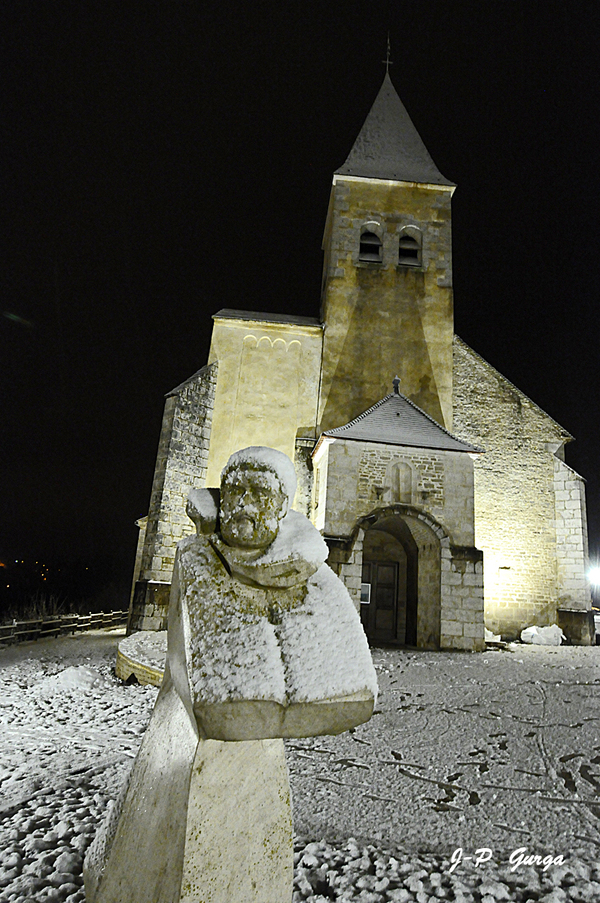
<box><xmin>335</xmin><ymin>73</ymin><xmax>454</xmax><ymax>186</ymax></box>
<box><xmin>382</xmin><ymin>32</ymin><xmax>392</xmax><ymax>74</ymax></box>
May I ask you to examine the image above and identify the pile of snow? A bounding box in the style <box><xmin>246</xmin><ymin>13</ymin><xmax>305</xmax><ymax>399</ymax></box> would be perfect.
<box><xmin>521</xmin><ymin>624</ymin><xmax>565</xmax><ymax>646</ymax></box>
<box><xmin>484</xmin><ymin>627</ymin><xmax>502</xmax><ymax>642</ymax></box>
<box><xmin>34</xmin><ymin>665</ymin><xmax>106</xmax><ymax>696</ymax></box>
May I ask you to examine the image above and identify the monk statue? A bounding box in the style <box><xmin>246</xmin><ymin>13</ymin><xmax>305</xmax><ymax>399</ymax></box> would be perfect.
<box><xmin>85</xmin><ymin>446</ymin><xmax>377</xmax><ymax>903</ymax></box>
<box><xmin>178</xmin><ymin>445</ymin><xmax>376</xmax><ymax>739</ymax></box>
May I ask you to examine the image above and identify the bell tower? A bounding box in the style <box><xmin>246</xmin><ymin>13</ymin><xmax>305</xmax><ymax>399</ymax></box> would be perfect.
<box><xmin>318</xmin><ymin>73</ymin><xmax>456</xmax><ymax>432</ymax></box>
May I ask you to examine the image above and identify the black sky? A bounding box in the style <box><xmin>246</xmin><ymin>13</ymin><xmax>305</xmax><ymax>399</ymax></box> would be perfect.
<box><xmin>2</xmin><ymin>2</ymin><xmax>600</xmax><ymax>599</ymax></box>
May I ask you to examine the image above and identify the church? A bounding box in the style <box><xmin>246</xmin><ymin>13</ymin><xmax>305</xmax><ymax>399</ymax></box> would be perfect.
<box><xmin>128</xmin><ymin>73</ymin><xmax>592</xmax><ymax>651</ymax></box>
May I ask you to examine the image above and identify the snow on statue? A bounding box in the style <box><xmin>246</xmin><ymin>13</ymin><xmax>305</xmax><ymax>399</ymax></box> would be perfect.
<box><xmin>84</xmin><ymin>446</ymin><xmax>377</xmax><ymax>903</ymax></box>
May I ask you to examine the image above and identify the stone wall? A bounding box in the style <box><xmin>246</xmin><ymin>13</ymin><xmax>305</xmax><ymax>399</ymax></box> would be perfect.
<box><xmin>452</xmin><ymin>337</ymin><xmax>590</xmax><ymax>640</ymax></box>
<box><xmin>292</xmin><ymin>438</ymin><xmax>315</xmax><ymax>517</ymax></box>
<box><xmin>128</xmin><ymin>363</ymin><xmax>217</xmax><ymax>632</ymax></box>
<box><xmin>313</xmin><ymin>437</ymin><xmax>476</xmax><ymax>548</ymax></box>
<box><xmin>440</xmin><ymin>542</ymin><xmax>485</xmax><ymax>651</ymax></box>
<box><xmin>311</xmin><ymin>433</ymin><xmax>484</xmax><ymax>651</ymax></box>
<box><xmin>129</xmin><ymin>516</ymin><xmax>147</xmax><ymax>607</ymax></box>
<box><xmin>326</xmin><ymin>535</ymin><xmax>363</xmax><ymax>608</ymax></box>
<box><xmin>325</xmin><ymin>512</ymin><xmax>484</xmax><ymax>652</ymax></box>
<box><xmin>205</xmin><ymin>313</ymin><xmax>322</xmax><ymax>489</ymax></box>
<box><xmin>553</xmin><ymin>458</ymin><xmax>589</xmax><ymax>610</ymax></box>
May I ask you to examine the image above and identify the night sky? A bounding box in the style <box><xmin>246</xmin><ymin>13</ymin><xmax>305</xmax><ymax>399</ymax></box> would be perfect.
<box><xmin>2</xmin><ymin>3</ymin><xmax>600</xmax><ymax>604</ymax></box>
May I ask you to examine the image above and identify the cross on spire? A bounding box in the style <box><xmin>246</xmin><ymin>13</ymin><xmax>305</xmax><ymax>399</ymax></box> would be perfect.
<box><xmin>382</xmin><ymin>33</ymin><xmax>393</xmax><ymax>73</ymax></box>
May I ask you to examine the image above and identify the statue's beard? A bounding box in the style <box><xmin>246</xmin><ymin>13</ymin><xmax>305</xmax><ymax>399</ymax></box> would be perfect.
<box><xmin>221</xmin><ymin>510</ymin><xmax>279</xmax><ymax>550</ymax></box>
<box><xmin>229</xmin><ymin>514</ymin><xmax>256</xmax><ymax>542</ymax></box>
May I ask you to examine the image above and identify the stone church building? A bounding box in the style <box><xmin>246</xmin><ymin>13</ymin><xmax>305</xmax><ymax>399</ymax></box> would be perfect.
<box><xmin>128</xmin><ymin>74</ymin><xmax>592</xmax><ymax>650</ymax></box>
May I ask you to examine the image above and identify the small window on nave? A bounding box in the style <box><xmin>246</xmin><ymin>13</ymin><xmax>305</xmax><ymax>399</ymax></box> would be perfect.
<box><xmin>359</xmin><ymin>230</ymin><xmax>383</xmax><ymax>263</ymax></box>
<box><xmin>398</xmin><ymin>231</ymin><xmax>422</xmax><ymax>267</ymax></box>
<box><xmin>390</xmin><ymin>461</ymin><xmax>413</xmax><ymax>504</ymax></box>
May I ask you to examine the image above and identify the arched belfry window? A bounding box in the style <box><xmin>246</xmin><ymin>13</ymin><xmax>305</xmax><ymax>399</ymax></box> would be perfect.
<box><xmin>398</xmin><ymin>229</ymin><xmax>422</xmax><ymax>267</ymax></box>
<box><xmin>359</xmin><ymin>230</ymin><xmax>383</xmax><ymax>263</ymax></box>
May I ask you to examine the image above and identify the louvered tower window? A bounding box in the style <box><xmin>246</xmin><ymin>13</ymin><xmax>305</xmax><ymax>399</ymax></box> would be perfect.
<box><xmin>398</xmin><ymin>231</ymin><xmax>422</xmax><ymax>267</ymax></box>
<box><xmin>359</xmin><ymin>230</ymin><xmax>383</xmax><ymax>263</ymax></box>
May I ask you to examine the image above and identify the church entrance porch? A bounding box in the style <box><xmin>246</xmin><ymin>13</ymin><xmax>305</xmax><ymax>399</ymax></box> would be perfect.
<box><xmin>328</xmin><ymin>505</ymin><xmax>485</xmax><ymax>652</ymax></box>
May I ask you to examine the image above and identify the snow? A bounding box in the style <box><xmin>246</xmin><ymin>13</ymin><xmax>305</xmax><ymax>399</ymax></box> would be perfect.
<box><xmin>221</xmin><ymin>445</ymin><xmax>298</xmax><ymax>502</ymax></box>
<box><xmin>34</xmin><ymin>666</ymin><xmax>106</xmax><ymax>696</ymax></box>
<box><xmin>118</xmin><ymin>630</ymin><xmax>167</xmax><ymax>672</ymax></box>
<box><xmin>179</xmin><ymin>530</ymin><xmax>376</xmax><ymax>706</ymax></box>
<box><xmin>1</xmin><ymin>630</ymin><xmax>599</xmax><ymax>901</ymax></box>
<box><xmin>189</xmin><ymin>599</ymin><xmax>288</xmax><ymax>705</ymax></box>
<box><xmin>186</xmin><ymin>487</ymin><xmax>218</xmax><ymax>521</ymax></box>
<box><xmin>485</xmin><ymin>627</ymin><xmax>502</xmax><ymax>643</ymax></box>
<box><xmin>279</xmin><ymin>564</ymin><xmax>378</xmax><ymax>702</ymax></box>
<box><xmin>258</xmin><ymin>509</ymin><xmax>329</xmax><ymax>570</ymax></box>
<box><xmin>521</xmin><ymin>624</ymin><xmax>565</xmax><ymax>646</ymax></box>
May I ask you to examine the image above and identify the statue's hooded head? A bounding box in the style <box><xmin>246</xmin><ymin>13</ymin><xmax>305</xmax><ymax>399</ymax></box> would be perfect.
<box><xmin>219</xmin><ymin>447</ymin><xmax>297</xmax><ymax>551</ymax></box>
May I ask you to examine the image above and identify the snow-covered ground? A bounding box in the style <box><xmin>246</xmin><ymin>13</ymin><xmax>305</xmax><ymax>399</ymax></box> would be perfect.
<box><xmin>1</xmin><ymin>629</ymin><xmax>599</xmax><ymax>902</ymax></box>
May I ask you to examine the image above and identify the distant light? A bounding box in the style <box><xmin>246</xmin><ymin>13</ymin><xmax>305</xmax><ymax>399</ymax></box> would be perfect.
<box><xmin>588</xmin><ymin>567</ymin><xmax>600</xmax><ymax>587</ymax></box>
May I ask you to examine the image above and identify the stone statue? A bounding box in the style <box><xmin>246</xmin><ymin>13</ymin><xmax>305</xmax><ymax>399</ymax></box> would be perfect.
<box><xmin>84</xmin><ymin>446</ymin><xmax>377</xmax><ymax>903</ymax></box>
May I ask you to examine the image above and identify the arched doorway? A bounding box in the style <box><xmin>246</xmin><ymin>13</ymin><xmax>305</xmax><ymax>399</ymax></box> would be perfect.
<box><xmin>358</xmin><ymin>509</ymin><xmax>443</xmax><ymax>649</ymax></box>
<box><xmin>361</xmin><ymin>519</ymin><xmax>417</xmax><ymax>645</ymax></box>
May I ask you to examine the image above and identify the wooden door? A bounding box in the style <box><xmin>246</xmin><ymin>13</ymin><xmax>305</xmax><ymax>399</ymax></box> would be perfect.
<box><xmin>361</xmin><ymin>561</ymin><xmax>400</xmax><ymax>643</ymax></box>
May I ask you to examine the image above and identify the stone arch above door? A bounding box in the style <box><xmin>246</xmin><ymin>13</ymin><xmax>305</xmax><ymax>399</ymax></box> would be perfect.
<box><xmin>328</xmin><ymin>503</ymin><xmax>484</xmax><ymax>652</ymax></box>
<box><xmin>354</xmin><ymin>504</ymin><xmax>447</xmax><ymax>650</ymax></box>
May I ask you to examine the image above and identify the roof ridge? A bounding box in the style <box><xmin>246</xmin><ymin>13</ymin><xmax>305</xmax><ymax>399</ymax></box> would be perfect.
<box><xmin>166</xmin><ymin>361</ymin><xmax>217</xmax><ymax>398</ymax></box>
<box><xmin>329</xmin><ymin>393</ymin><xmax>394</xmax><ymax>429</ymax></box>
<box><xmin>325</xmin><ymin>389</ymin><xmax>475</xmax><ymax>444</ymax></box>
<box><xmin>453</xmin><ymin>335</ymin><xmax>573</xmax><ymax>441</ymax></box>
<box><xmin>396</xmin><ymin>390</ymin><xmax>473</xmax><ymax>443</ymax></box>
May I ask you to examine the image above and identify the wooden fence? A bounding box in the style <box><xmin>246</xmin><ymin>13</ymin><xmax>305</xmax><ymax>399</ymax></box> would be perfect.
<box><xmin>0</xmin><ymin>611</ymin><xmax>129</xmax><ymax>646</ymax></box>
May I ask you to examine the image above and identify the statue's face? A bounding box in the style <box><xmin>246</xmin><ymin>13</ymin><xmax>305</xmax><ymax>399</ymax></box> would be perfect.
<box><xmin>220</xmin><ymin>467</ymin><xmax>287</xmax><ymax>550</ymax></box>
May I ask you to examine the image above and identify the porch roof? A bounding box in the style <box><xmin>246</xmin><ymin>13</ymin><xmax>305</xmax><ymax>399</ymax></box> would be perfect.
<box><xmin>322</xmin><ymin>391</ymin><xmax>482</xmax><ymax>453</ymax></box>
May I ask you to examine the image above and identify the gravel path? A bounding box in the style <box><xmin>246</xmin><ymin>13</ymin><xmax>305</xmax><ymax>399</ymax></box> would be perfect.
<box><xmin>0</xmin><ymin>631</ymin><xmax>599</xmax><ymax>901</ymax></box>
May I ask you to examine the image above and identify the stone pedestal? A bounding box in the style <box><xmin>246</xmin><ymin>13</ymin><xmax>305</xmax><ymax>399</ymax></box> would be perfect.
<box><xmin>180</xmin><ymin>739</ymin><xmax>292</xmax><ymax>903</ymax></box>
<box><xmin>84</xmin><ymin>680</ymin><xmax>293</xmax><ymax>903</ymax></box>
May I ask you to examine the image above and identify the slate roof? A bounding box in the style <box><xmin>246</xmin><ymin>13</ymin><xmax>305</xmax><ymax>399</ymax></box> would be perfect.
<box><xmin>213</xmin><ymin>309</ymin><xmax>321</xmax><ymax>328</ymax></box>
<box><xmin>323</xmin><ymin>390</ymin><xmax>482</xmax><ymax>453</ymax></box>
<box><xmin>335</xmin><ymin>73</ymin><xmax>454</xmax><ymax>187</ymax></box>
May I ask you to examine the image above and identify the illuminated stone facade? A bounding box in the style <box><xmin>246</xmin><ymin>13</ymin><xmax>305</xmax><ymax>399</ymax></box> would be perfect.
<box><xmin>129</xmin><ymin>364</ymin><xmax>217</xmax><ymax>632</ymax></box>
<box><xmin>129</xmin><ymin>74</ymin><xmax>591</xmax><ymax>646</ymax></box>
<box><xmin>453</xmin><ymin>338</ymin><xmax>591</xmax><ymax>641</ymax></box>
